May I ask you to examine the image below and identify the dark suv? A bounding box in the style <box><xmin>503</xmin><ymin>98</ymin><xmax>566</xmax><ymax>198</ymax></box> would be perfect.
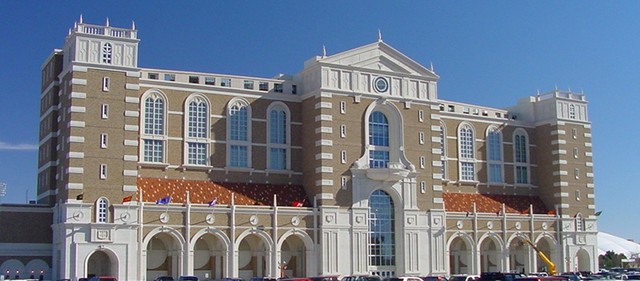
<box><xmin>479</xmin><ymin>272</ymin><xmax>526</xmax><ymax>281</ymax></box>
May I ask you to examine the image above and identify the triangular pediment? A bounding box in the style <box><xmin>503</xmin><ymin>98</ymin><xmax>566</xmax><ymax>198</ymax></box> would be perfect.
<box><xmin>319</xmin><ymin>41</ymin><xmax>439</xmax><ymax>79</ymax></box>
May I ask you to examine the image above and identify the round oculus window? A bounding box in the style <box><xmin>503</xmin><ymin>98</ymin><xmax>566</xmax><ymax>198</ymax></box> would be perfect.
<box><xmin>374</xmin><ymin>77</ymin><xmax>389</xmax><ymax>93</ymax></box>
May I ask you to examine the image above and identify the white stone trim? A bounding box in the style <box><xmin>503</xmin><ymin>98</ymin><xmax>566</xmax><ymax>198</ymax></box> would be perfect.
<box><xmin>554</xmin><ymin>192</ymin><xmax>569</xmax><ymax>197</ymax></box>
<box><xmin>431</xmin><ymin>136</ymin><xmax>441</xmax><ymax>143</ymax></box>
<box><xmin>587</xmin><ymin>183</ymin><xmax>594</xmax><ymax>188</ymax></box>
<box><xmin>123</xmin><ymin>185</ymin><xmax>138</xmax><ymax>192</ymax></box>
<box><xmin>553</xmin><ymin>171</ymin><xmax>568</xmax><ymax>176</ymax></box>
<box><xmin>432</xmin><ymin>148</ymin><xmax>442</xmax><ymax>154</ymax></box>
<box><xmin>585</xmin><ymin>142</ymin><xmax>592</xmax><ymax>147</ymax></box>
<box><xmin>320</xmin><ymin>92</ymin><xmax>332</xmax><ymax>98</ymax></box>
<box><xmin>124</xmin><ymin>139</ymin><xmax>139</xmax><ymax>146</ymax></box>
<box><xmin>68</xmin><ymin>167</ymin><xmax>84</xmax><ymax>174</ymax></box>
<box><xmin>316</xmin><ymin>179</ymin><xmax>333</xmax><ymax>186</ymax></box>
<box><xmin>69</xmin><ymin>120</ymin><xmax>85</xmax><ymax>127</ymax></box>
<box><xmin>68</xmin><ymin>152</ymin><xmax>85</xmax><ymax>159</ymax></box>
<box><xmin>70</xmin><ymin>91</ymin><xmax>86</xmax><ymax>99</ymax></box>
<box><xmin>430</xmin><ymin>114</ymin><xmax>441</xmax><ymax>120</ymax></box>
<box><xmin>586</xmin><ymin>162</ymin><xmax>593</xmax><ymax>167</ymax></box>
<box><xmin>432</xmin><ymin>185</ymin><xmax>443</xmax><ymax>191</ymax></box>
<box><xmin>315</xmin><ymin>140</ymin><xmax>333</xmax><ymax>146</ymax></box>
<box><xmin>551</xmin><ymin>140</ymin><xmax>566</xmax><ymax>145</ymax></box>
<box><xmin>584</xmin><ymin>133</ymin><xmax>592</xmax><ymax>138</ymax></box>
<box><xmin>432</xmin><ymin>160</ymin><xmax>442</xmax><ymax>167</ymax></box>
<box><xmin>552</xmin><ymin>160</ymin><xmax>568</xmax><ymax>165</ymax></box>
<box><xmin>123</xmin><ymin>170</ymin><xmax>138</xmax><ymax>176</ymax></box>
<box><xmin>72</xmin><ymin>65</ymin><xmax>88</xmax><ymax>72</ymax></box>
<box><xmin>551</xmin><ymin>130</ymin><xmax>566</xmax><ymax>135</ymax></box>
<box><xmin>315</xmin><ymin>153</ymin><xmax>333</xmax><ymax>160</ymax></box>
<box><xmin>587</xmin><ymin>193</ymin><xmax>595</xmax><ymax>199</ymax></box>
<box><xmin>583</xmin><ymin>124</ymin><xmax>592</xmax><ymax>129</ymax></box>
<box><xmin>318</xmin><ymin>193</ymin><xmax>334</xmax><ymax>199</ymax></box>
<box><xmin>585</xmin><ymin>152</ymin><xmax>593</xmax><ymax>157</ymax></box>
<box><xmin>433</xmin><ymin>173</ymin><xmax>443</xmax><ymax>180</ymax></box>
<box><xmin>433</xmin><ymin>198</ymin><xmax>444</xmax><ymax>204</ymax></box>
<box><xmin>553</xmin><ymin>182</ymin><xmax>569</xmax><ymax>187</ymax></box>
<box><xmin>588</xmin><ymin>204</ymin><xmax>596</xmax><ymax>209</ymax></box>
<box><xmin>124</xmin><ymin>125</ymin><xmax>139</xmax><ymax>131</ymax></box>
<box><xmin>66</xmin><ymin>183</ymin><xmax>84</xmax><ymax>190</ymax></box>
<box><xmin>125</xmin><ymin>83</ymin><xmax>140</xmax><ymax>90</ymax></box>
<box><xmin>315</xmin><ymin>114</ymin><xmax>333</xmax><ymax>122</ymax></box>
<box><xmin>69</xmin><ymin>136</ymin><xmax>85</xmax><ymax>143</ymax></box>
<box><xmin>124</xmin><ymin>155</ymin><xmax>138</xmax><ymax>161</ymax></box>
<box><xmin>316</xmin><ymin>167</ymin><xmax>333</xmax><ymax>173</ymax></box>
<box><xmin>71</xmin><ymin>78</ymin><xmax>87</xmax><ymax>85</ymax></box>
<box><xmin>125</xmin><ymin>110</ymin><xmax>140</xmax><ymax>117</ymax></box>
<box><xmin>126</xmin><ymin>71</ymin><xmax>141</xmax><ymax>77</ymax></box>
<box><xmin>552</xmin><ymin>150</ymin><xmax>567</xmax><ymax>155</ymax></box>
<box><xmin>70</xmin><ymin>106</ymin><xmax>86</xmax><ymax>113</ymax></box>
<box><xmin>586</xmin><ymin>173</ymin><xmax>594</xmax><ymax>178</ymax></box>
<box><xmin>125</xmin><ymin>96</ymin><xmax>140</xmax><ymax>104</ymax></box>
<box><xmin>315</xmin><ymin>102</ymin><xmax>332</xmax><ymax>109</ymax></box>
<box><xmin>559</xmin><ymin>203</ymin><xmax>570</xmax><ymax>209</ymax></box>
<box><xmin>431</xmin><ymin>125</ymin><xmax>441</xmax><ymax>131</ymax></box>
<box><xmin>316</xmin><ymin>127</ymin><xmax>333</xmax><ymax>134</ymax></box>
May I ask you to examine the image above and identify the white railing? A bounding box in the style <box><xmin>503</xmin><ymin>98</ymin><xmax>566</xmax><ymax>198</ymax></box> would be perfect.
<box><xmin>76</xmin><ymin>23</ymin><xmax>136</xmax><ymax>39</ymax></box>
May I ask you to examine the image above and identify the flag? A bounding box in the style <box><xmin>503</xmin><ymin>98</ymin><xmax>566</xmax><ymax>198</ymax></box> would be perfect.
<box><xmin>122</xmin><ymin>195</ymin><xmax>133</xmax><ymax>203</ymax></box>
<box><xmin>291</xmin><ymin>200</ymin><xmax>304</xmax><ymax>207</ymax></box>
<box><xmin>496</xmin><ymin>209</ymin><xmax>502</xmax><ymax>216</ymax></box>
<box><xmin>208</xmin><ymin>198</ymin><xmax>218</xmax><ymax>207</ymax></box>
<box><xmin>76</xmin><ymin>193</ymin><xmax>84</xmax><ymax>200</ymax></box>
<box><xmin>156</xmin><ymin>196</ymin><xmax>171</xmax><ymax>205</ymax></box>
<box><xmin>594</xmin><ymin>211</ymin><xmax>602</xmax><ymax>216</ymax></box>
<box><xmin>547</xmin><ymin>210</ymin><xmax>556</xmax><ymax>215</ymax></box>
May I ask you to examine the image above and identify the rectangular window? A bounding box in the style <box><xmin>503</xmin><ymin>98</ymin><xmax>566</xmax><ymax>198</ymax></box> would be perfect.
<box><xmin>143</xmin><ymin>139</ymin><xmax>164</xmax><ymax>163</ymax></box>
<box><xmin>204</xmin><ymin>77</ymin><xmax>215</xmax><ymax>85</ymax></box>
<box><xmin>574</xmin><ymin>168</ymin><xmax>580</xmax><ymax>179</ymax></box>
<box><xmin>420</xmin><ymin>181</ymin><xmax>427</xmax><ymax>193</ymax></box>
<box><xmin>164</xmin><ymin>74</ymin><xmax>175</xmax><ymax>81</ymax></box>
<box><xmin>463</xmin><ymin>107</ymin><xmax>470</xmax><ymax>114</ymax></box>
<box><xmin>259</xmin><ymin>82</ymin><xmax>269</xmax><ymax>91</ymax></box>
<box><xmin>187</xmin><ymin>142</ymin><xmax>207</xmax><ymax>165</ymax></box>
<box><xmin>420</xmin><ymin>156</ymin><xmax>425</xmax><ymax>169</ymax></box>
<box><xmin>341</xmin><ymin>150</ymin><xmax>347</xmax><ymax>164</ymax></box>
<box><xmin>489</xmin><ymin>163</ymin><xmax>502</xmax><ymax>182</ymax></box>
<box><xmin>573</xmin><ymin>147</ymin><xmax>579</xmax><ymax>159</ymax></box>
<box><xmin>341</xmin><ymin>176</ymin><xmax>348</xmax><ymax>190</ymax></box>
<box><xmin>99</xmin><ymin>164</ymin><xmax>107</xmax><ymax>179</ymax></box>
<box><xmin>572</xmin><ymin>128</ymin><xmax>578</xmax><ymax>139</ymax></box>
<box><xmin>461</xmin><ymin>162</ymin><xmax>475</xmax><ymax>181</ymax></box>
<box><xmin>269</xmin><ymin>148</ymin><xmax>286</xmax><ymax>170</ymax></box>
<box><xmin>274</xmin><ymin>83</ymin><xmax>283</xmax><ymax>93</ymax></box>
<box><xmin>418</xmin><ymin>110</ymin><xmax>424</xmax><ymax>122</ymax></box>
<box><xmin>102</xmin><ymin>77</ymin><xmax>110</xmax><ymax>92</ymax></box>
<box><xmin>100</xmin><ymin>133</ymin><xmax>108</xmax><ymax>149</ymax></box>
<box><xmin>340</xmin><ymin>101</ymin><xmax>346</xmax><ymax>114</ymax></box>
<box><xmin>340</xmin><ymin>125</ymin><xmax>346</xmax><ymax>138</ymax></box>
<box><xmin>101</xmin><ymin>104</ymin><xmax>109</xmax><ymax>119</ymax></box>
<box><xmin>369</xmin><ymin>150</ymin><xmax>389</xmax><ymax>168</ymax></box>
<box><xmin>148</xmin><ymin>73</ymin><xmax>159</xmax><ymax>80</ymax></box>
<box><xmin>516</xmin><ymin>166</ymin><xmax>528</xmax><ymax>184</ymax></box>
<box><xmin>221</xmin><ymin>78</ymin><xmax>231</xmax><ymax>87</ymax></box>
<box><xmin>189</xmin><ymin>76</ymin><xmax>200</xmax><ymax>84</ymax></box>
<box><xmin>419</xmin><ymin>132</ymin><xmax>425</xmax><ymax>144</ymax></box>
<box><xmin>243</xmin><ymin>80</ymin><xmax>254</xmax><ymax>90</ymax></box>
<box><xmin>230</xmin><ymin>145</ymin><xmax>248</xmax><ymax>167</ymax></box>
<box><xmin>448</xmin><ymin>105</ymin><xmax>455</xmax><ymax>112</ymax></box>
<box><xmin>292</xmin><ymin>85</ymin><xmax>297</xmax><ymax>95</ymax></box>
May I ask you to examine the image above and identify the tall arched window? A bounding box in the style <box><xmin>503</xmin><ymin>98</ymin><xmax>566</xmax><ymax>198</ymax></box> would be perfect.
<box><xmin>514</xmin><ymin>129</ymin><xmax>530</xmax><ymax>184</ymax></box>
<box><xmin>487</xmin><ymin>127</ymin><xmax>503</xmax><ymax>183</ymax></box>
<box><xmin>102</xmin><ymin>43</ymin><xmax>112</xmax><ymax>64</ymax></box>
<box><xmin>227</xmin><ymin>99</ymin><xmax>251</xmax><ymax>168</ymax></box>
<box><xmin>575</xmin><ymin>213</ymin><xmax>584</xmax><ymax>231</ymax></box>
<box><xmin>458</xmin><ymin>124</ymin><xmax>476</xmax><ymax>181</ymax></box>
<box><xmin>96</xmin><ymin>197</ymin><xmax>108</xmax><ymax>223</ymax></box>
<box><xmin>369</xmin><ymin>111</ymin><xmax>389</xmax><ymax>168</ymax></box>
<box><xmin>440</xmin><ymin>123</ymin><xmax>447</xmax><ymax>180</ymax></box>
<box><xmin>369</xmin><ymin>190</ymin><xmax>395</xmax><ymax>275</ymax></box>
<box><xmin>267</xmin><ymin>103</ymin><xmax>289</xmax><ymax>170</ymax></box>
<box><xmin>185</xmin><ymin>96</ymin><xmax>209</xmax><ymax>165</ymax></box>
<box><xmin>142</xmin><ymin>92</ymin><xmax>166</xmax><ymax>163</ymax></box>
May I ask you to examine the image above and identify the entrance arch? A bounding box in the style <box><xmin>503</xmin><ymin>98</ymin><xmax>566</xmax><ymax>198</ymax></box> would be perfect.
<box><xmin>86</xmin><ymin>250</ymin><xmax>117</xmax><ymax>278</ymax></box>
<box><xmin>279</xmin><ymin>233</ymin><xmax>308</xmax><ymax>278</ymax></box>
<box><xmin>448</xmin><ymin>235</ymin><xmax>474</xmax><ymax>274</ymax></box>
<box><xmin>479</xmin><ymin>235</ymin><xmax>503</xmax><ymax>273</ymax></box>
<box><xmin>534</xmin><ymin>234</ymin><xmax>557</xmax><ymax>274</ymax></box>
<box><xmin>192</xmin><ymin>230</ymin><xmax>230</xmax><ymax>280</ymax></box>
<box><xmin>576</xmin><ymin>249</ymin><xmax>590</xmax><ymax>272</ymax></box>
<box><xmin>507</xmin><ymin>237</ymin><xmax>528</xmax><ymax>274</ymax></box>
<box><xmin>236</xmin><ymin>231</ymin><xmax>273</xmax><ymax>280</ymax></box>
<box><xmin>145</xmin><ymin>230</ymin><xmax>186</xmax><ymax>281</ymax></box>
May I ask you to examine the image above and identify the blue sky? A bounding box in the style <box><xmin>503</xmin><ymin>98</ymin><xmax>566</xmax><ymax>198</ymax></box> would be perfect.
<box><xmin>1</xmin><ymin>1</ymin><xmax>638</xmax><ymax>243</ymax></box>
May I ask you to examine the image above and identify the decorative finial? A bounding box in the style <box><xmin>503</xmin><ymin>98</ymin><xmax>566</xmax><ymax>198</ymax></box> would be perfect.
<box><xmin>106</xmin><ymin>17</ymin><xmax>110</xmax><ymax>27</ymax></box>
<box><xmin>568</xmin><ymin>86</ymin><xmax>571</xmax><ymax>92</ymax></box>
<box><xmin>537</xmin><ymin>89</ymin><xmax>540</xmax><ymax>95</ymax></box>
<box><xmin>68</xmin><ymin>28</ymin><xmax>72</xmax><ymax>36</ymax></box>
<box><xmin>430</xmin><ymin>61</ymin><xmax>434</xmax><ymax>72</ymax></box>
<box><xmin>378</xmin><ymin>29</ymin><xmax>382</xmax><ymax>42</ymax></box>
<box><xmin>554</xmin><ymin>84</ymin><xmax>558</xmax><ymax>91</ymax></box>
<box><xmin>322</xmin><ymin>45</ymin><xmax>327</xmax><ymax>57</ymax></box>
<box><xmin>132</xmin><ymin>20</ymin><xmax>136</xmax><ymax>30</ymax></box>
<box><xmin>79</xmin><ymin>14</ymin><xmax>83</xmax><ymax>24</ymax></box>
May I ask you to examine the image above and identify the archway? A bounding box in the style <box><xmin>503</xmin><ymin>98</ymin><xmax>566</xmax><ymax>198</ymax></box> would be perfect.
<box><xmin>507</xmin><ymin>238</ymin><xmax>528</xmax><ymax>274</ymax></box>
<box><xmin>237</xmin><ymin>234</ymin><xmax>270</xmax><ymax>280</ymax></box>
<box><xmin>25</xmin><ymin>259</ymin><xmax>50</xmax><ymax>280</ymax></box>
<box><xmin>146</xmin><ymin>232</ymin><xmax>184</xmax><ymax>281</ymax></box>
<box><xmin>535</xmin><ymin>238</ymin><xmax>554</xmax><ymax>273</ymax></box>
<box><xmin>280</xmin><ymin>234</ymin><xmax>306</xmax><ymax>278</ymax></box>
<box><xmin>1</xmin><ymin>259</ymin><xmax>25</xmax><ymax>279</ymax></box>
<box><xmin>449</xmin><ymin>236</ymin><xmax>473</xmax><ymax>274</ymax></box>
<box><xmin>87</xmin><ymin>251</ymin><xmax>116</xmax><ymax>278</ymax></box>
<box><xmin>193</xmin><ymin>233</ymin><xmax>227</xmax><ymax>280</ymax></box>
<box><xmin>576</xmin><ymin>249</ymin><xmax>590</xmax><ymax>272</ymax></box>
<box><xmin>479</xmin><ymin>237</ymin><xmax>502</xmax><ymax>272</ymax></box>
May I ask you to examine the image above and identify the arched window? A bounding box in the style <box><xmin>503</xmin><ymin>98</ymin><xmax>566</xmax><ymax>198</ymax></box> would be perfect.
<box><xmin>487</xmin><ymin>127</ymin><xmax>503</xmax><ymax>183</ymax></box>
<box><xmin>369</xmin><ymin>111</ymin><xmax>389</xmax><ymax>168</ymax></box>
<box><xmin>458</xmin><ymin>124</ymin><xmax>475</xmax><ymax>181</ymax></box>
<box><xmin>369</xmin><ymin>190</ymin><xmax>395</xmax><ymax>275</ymax></box>
<box><xmin>569</xmin><ymin>104</ymin><xmax>576</xmax><ymax>119</ymax></box>
<box><xmin>102</xmin><ymin>43</ymin><xmax>112</xmax><ymax>64</ymax></box>
<box><xmin>227</xmin><ymin>99</ymin><xmax>251</xmax><ymax>168</ymax></box>
<box><xmin>267</xmin><ymin>103</ymin><xmax>289</xmax><ymax>170</ymax></box>
<box><xmin>575</xmin><ymin>213</ymin><xmax>584</xmax><ymax>231</ymax></box>
<box><xmin>185</xmin><ymin>96</ymin><xmax>209</xmax><ymax>165</ymax></box>
<box><xmin>514</xmin><ymin>129</ymin><xmax>530</xmax><ymax>184</ymax></box>
<box><xmin>96</xmin><ymin>197</ymin><xmax>109</xmax><ymax>223</ymax></box>
<box><xmin>440</xmin><ymin>123</ymin><xmax>447</xmax><ymax>179</ymax></box>
<box><xmin>141</xmin><ymin>92</ymin><xmax>166</xmax><ymax>163</ymax></box>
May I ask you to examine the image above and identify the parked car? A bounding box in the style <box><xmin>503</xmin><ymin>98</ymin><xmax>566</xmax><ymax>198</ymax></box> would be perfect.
<box><xmin>250</xmin><ymin>278</ymin><xmax>277</xmax><ymax>281</ymax></box>
<box><xmin>515</xmin><ymin>277</ymin><xmax>570</xmax><ymax>281</ymax></box>
<box><xmin>179</xmin><ymin>276</ymin><xmax>199</xmax><ymax>281</ymax></box>
<box><xmin>450</xmin><ymin>275</ymin><xmax>480</xmax><ymax>281</ymax></box>
<box><xmin>385</xmin><ymin>277</ymin><xmax>423</xmax><ymax>281</ymax></box>
<box><xmin>342</xmin><ymin>276</ymin><xmax>383</xmax><ymax>281</ymax></box>
<box><xmin>88</xmin><ymin>277</ymin><xmax>117</xmax><ymax>281</ymax></box>
<box><xmin>422</xmin><ymin>276</ymin><xmax>449</xmax><ymax>281</ymax></box>
<box><xmin>310</xmin><ymin>276</ymin><xmax>341</xmax><ymax>281</ymax></box>
<box><xmin>155</xmin><ymin>276</ymin><xmax>175</xmax><ymax>281</ymax></box>
<box><xmin>479</xmin><ymin>272</ymin><xmax>526</xmax><ymax>281</ymax></box>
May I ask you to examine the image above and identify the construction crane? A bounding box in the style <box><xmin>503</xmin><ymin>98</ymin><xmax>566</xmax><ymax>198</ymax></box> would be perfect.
<box><xmin>524</xmin><ymin>239</ymin><xmax>557</xmax><ymax>276</ymax></box>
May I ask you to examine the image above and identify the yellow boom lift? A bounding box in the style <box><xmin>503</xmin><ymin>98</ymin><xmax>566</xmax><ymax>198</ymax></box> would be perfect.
<box><xmin>524</xmin><ymin>239</ymin><xmax>557</xmax><ymax>276</ymax></box>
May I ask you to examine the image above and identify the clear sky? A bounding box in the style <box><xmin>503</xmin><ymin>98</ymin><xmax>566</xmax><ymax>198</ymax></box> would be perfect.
<box><xmin>1</xmin><ymin>1</ymin><xmax>638</xmax><ymax>243</ymax></box>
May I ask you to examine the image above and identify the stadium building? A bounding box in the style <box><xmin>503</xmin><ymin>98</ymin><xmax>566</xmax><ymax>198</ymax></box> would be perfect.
<box><xmin>0</xmin><ymin>17</ymin><xmax>598</xmax><ymax>281</ymax></box>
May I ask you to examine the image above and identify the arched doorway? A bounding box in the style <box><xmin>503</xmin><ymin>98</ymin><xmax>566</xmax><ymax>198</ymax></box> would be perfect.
<box><xmin>369</xmin><ymin>190</ymin><xmax>396</xmax><ymax>277</ymax></box>
<box><xmin>87</xmin><ymin>251</ymin><xmax>116</xmax><ymax>278</ymax></box>
<box><xmin>535</xmin><ymin>238</ymin><xmax>554</xmax><ymax>273</ymax></box>
<box><xmin>479</xmin><ymin>237</ymin><xmax>501</xmax><ymax>272</ymax></box>
<box><xmin>193</xmin><ymin>233</ymin><xmax>227</xmax><ymax>280</ymax></box>
<box><xmin>280</xmin><ymin>235</ymin><xmax>306</xmax><ymax>278</ymax></box>
<box><xmin>576</xmin><ymin>249</ymin><xmax>590</xmax><ymax>272</ymax></box>
<box><xmin>237</xmin><ymin>234</ymin><xmax>269</xmax><ymax>280</ymax></box>
<box><xmin>449</xmin><ymin>236</ymin><xmax>473</xmax><ymax>274</ymax></box>
<box><xmin>508</xmin><ymin>238</ymin><xmax>528</xmax><ymax>274</ymax></box>
<box><xmin>147</xmin><ymin>232</ymin><xmax>183</xmax><ymax>281</ymax></box>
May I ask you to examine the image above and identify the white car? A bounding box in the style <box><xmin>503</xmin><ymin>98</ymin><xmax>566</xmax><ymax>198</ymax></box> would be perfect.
<box><xmin>450</xmin><ymin>275</ymin><xmax>480</xmax><ymax>281</ymax></box>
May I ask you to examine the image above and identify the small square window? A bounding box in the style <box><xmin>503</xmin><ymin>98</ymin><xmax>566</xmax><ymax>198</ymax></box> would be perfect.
<box><xmin>164</xmin><ymin>74</ymin><xmax>175</xmax><ymax>81</ymax></box>
<box><xmin>101</xmin><ymin>104</ymin><xmax>109</xmax><ymax>119</ymax></box>
<box><xmin>448</xmin><ymin>105</ymin><xmax>455</xmax><ymax>112</ymax></box>
<box><xmin>274</xmin><ymin>83</ymin><xmax>283</xmax><ymax>93</ymax></box>
<box><xmin>244</xmin><ymin>80</ymin><xmax>254</xmax><ymax>90</ymax></box>
<box><xmin>292</xmin><ymin>85</ymin><xmax>297</xmax><ymax>95</ymax></box>
<box><xmin>189</xmin><ymin>76</ymin><xmax>199</xmax><ymax>84</ymax></box>
<box><xmin>102</xmin><ymin>77</ymin><xmax>110</xmax><ymax>92</ymax></box>
<box><xmin>204</xmin><ymin>77</ymin><xmax>215</xmax><ymax>85</ymax></box>
<box><xmin>221</xmin><ymin>78</ymin><xmax>231</xmax><ymax>87</ymax></box>
<box><xmin>463</xmin><ymin>107</ymin><xmax>470</xmax><ymax>114</ymax></box>
<box><xmin>439</xmin><ymin>104</ymin><xmax>445</xmax><ymax>111</ymax></box>
<box><xmin>259</xmin><ymin>82</ymin><xmax>269</xmax><ymax>91</ymax></box>
<box><xmin>148</xmin><ymin>73</ymin><xmax>159</xmax><ymax>80</ymax></box>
